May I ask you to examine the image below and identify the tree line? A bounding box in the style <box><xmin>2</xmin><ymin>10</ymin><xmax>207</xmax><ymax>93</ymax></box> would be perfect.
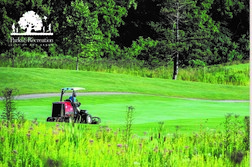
<box><xmin>0</xmin><ymin>0</ymin><xmax>249</xmax><ymax>78</ymax></box>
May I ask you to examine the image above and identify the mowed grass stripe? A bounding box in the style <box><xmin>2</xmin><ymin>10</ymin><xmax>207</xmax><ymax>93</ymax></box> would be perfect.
<box><xmin>9</xmin><ymin>94</ymin><xmax>249</xmax><ymax>134</ymax></box>
<box><xmin>0</xmin><ymin>67</ymin><xmax>249</xmax><ymax>100</ymax></box>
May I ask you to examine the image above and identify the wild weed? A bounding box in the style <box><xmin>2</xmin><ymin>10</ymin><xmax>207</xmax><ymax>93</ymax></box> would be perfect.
<box><xmin>243</xmin><ymin>116</ymin><xmax>250</xmax><ymax>151</ymax></box>
<box><xmin>0</xmin><ymin>114</ymin><xmax>250</xmax><ymax>166</ymax></box>
<box><xmin>124</xmin><ymin>106</ymin><xmax>135</xmax><ymax>144</ymax></box>
<box><xmin>221</xmin><ymin>113</ymin><xmax>249</xmax><ymax>166</ymax></box>
<box><xmin>0</xmin><ymin>88</ymin><xmax>25</xmax><ymax>124</ymax></box>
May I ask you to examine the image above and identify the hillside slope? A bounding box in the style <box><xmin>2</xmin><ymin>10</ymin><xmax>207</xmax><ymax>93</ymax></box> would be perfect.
<box><xmin>0</xmin><ymin>67</ymin><xmax>249</xmax><ymax>100</ymax></box>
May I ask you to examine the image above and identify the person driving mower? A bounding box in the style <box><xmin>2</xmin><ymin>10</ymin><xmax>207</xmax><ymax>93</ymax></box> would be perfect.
<box><xmin>69</xmin><ymin>91</ymin><xmax>81</xmax><ymax>114</ymax></box>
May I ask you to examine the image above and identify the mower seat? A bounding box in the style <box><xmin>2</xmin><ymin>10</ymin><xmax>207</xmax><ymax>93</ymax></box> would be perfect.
<box><xmin>65</xmin><ymin>99</ymin><xmax>72</xmax><ymax>102</ymax></box>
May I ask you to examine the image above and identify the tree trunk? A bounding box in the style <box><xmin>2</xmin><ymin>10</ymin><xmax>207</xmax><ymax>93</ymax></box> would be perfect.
<box><xmin>173</xmin><ymin>1</ymin><xmax>179</xmax><ymax>80</ymax></box>
<box><xmin>26</xmin><ymin>24</ymin><xmax>32</xmax><ymax>33</ymax></box>
<box><xmin>11</xmin><ymin>56</ymin><xmax>15</xmax><ymax>68</ymax></box>
<box><xmin>76</xmin><ymin>54</ymin><xmax>79</xmax><ymax>71</ymax></box>
<box><xmin>173</xmin><ymin>52</ymin><xmax>179</xmax><ymax>80</ymax></box>
<box><xmin>11</xmin><ymin>49</ymin><xmax>15</xmax><ymax>67</ymax></box>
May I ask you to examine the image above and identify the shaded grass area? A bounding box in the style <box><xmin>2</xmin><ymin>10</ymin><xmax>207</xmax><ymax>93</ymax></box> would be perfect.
<box><xmin>5</xmin><ymin>94</ymin><xmax>249</xmax><ymax>135</ymax></box>
<box><xmin>0</xmin><ymin>67</ymin><xmax>249</xmax><ymax>100</ymax></box>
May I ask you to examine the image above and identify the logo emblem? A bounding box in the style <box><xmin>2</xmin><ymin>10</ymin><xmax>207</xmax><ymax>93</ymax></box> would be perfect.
<box><xmin>10</xmin><ymin>11</ymin><xmax>53</xmax><ymax>46</ymax></box>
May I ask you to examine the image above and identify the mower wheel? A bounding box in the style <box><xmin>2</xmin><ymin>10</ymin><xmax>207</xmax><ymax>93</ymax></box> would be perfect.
<box><xmin>46</xmin><ymin>117</ymin><xmax>54</xmax><ymax>122</ymax></box>
<box><xmin>92</xmin><ymin>117</ymin><xmax>101</xmax><ymax>124</ymax></box>
<box><xmin>85</xmin><ymin>114</ymin><xmax>92</xmax><ymax>124</ymax></box>
<box><xmin>57</xmin><ymin>117</ymin><xmax>64</xmax><ymax>122</ymax></box>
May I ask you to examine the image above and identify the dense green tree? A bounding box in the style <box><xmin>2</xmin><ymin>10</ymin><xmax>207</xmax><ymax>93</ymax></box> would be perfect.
<box><xmin>114</xmin><ymin>0</ymin><xmax>248</xmax><ymax>69</ymax></box>
<box><xmin>63</xmin><ymin>0</ymin><xmax>103</xmax><ymax>70</ymax></box>
<box><xmin>149</xmin><ymin>0</ymin><xmax>219</xmax><ymax>79</ymax></box>
<box><xmin>208</xmin><ymin>0</ymin><xmax>249</xmax><ymax>60</ymax></box>
<box><xmin>46</xmin><ymin>0</ymin><xmax>129</xmax><ymax>60</ymax></box>
<box><xmin>92</xmin><ymin>0</ymin><xmax>128</xmax><ymax>59</ymax></box>
<box><xmin>113</xmin><ymin>0</ymin><xmax>161</xmax><ymax>47</ymax></box>
<box><xmin>158</xmin><ymin>0</ymin><xmax>194</xmax><ymax>79</ymax></box>
<box><xmin>178</xmin><ymin>0</ymin><xmax>219</xmax><ymax>66</ymax></box>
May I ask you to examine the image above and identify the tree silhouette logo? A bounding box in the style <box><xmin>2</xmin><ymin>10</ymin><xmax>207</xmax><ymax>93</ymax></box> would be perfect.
<box><xmin>18</xmin><ymin>11</ymin><xmax>43</xmax><ymax>33</ymax></box>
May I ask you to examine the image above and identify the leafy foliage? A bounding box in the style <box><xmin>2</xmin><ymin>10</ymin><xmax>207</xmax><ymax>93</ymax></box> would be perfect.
<box><xmin>0</xmin><ymin>0</ymin><xmax>249</xmax><ymax>77</ymax></box>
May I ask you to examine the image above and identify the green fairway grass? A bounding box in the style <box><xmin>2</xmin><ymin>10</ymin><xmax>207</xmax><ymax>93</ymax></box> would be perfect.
<box><xmin>0</xmin><ymin>67</ymin><xmax>249</xmax><ymax>100</ymax></box>
<box><xmin>0</xmin><ymin>67</ymin><xmax>249</xmax><ymax>135</ymax></box>
<box><xmin>7</xmin><ymin>94</ymin><xmax>249</xmax><ymax>135</ymax></box>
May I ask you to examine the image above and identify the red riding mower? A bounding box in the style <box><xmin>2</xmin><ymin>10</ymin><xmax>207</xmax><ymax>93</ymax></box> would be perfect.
<box><xmin>46</xmin><ymin>87</ymin><xmax>101</xmax><ymax>124</ymax></box>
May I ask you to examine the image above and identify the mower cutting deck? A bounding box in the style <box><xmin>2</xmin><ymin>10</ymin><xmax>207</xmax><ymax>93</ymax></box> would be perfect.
<box><xmin>46</xmin><ymin>87</ymin><xmax>101</xmax><ymax>124</ymax></box>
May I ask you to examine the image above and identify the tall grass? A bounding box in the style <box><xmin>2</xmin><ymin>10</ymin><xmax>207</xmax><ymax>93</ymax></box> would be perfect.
<box><xmin>0</xmin><ymin>114</ymin><xmax>249</xmax><ymax>166</ymax></box>
<box><xmin>0</xmin><ymin>53</ymin><xmax>249</xmax><ymax>86</ymax></box>
<box><xmin>178</xmin><ymin>65</ymin><xmax>250</xmax><ymax>86</ymax></box>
